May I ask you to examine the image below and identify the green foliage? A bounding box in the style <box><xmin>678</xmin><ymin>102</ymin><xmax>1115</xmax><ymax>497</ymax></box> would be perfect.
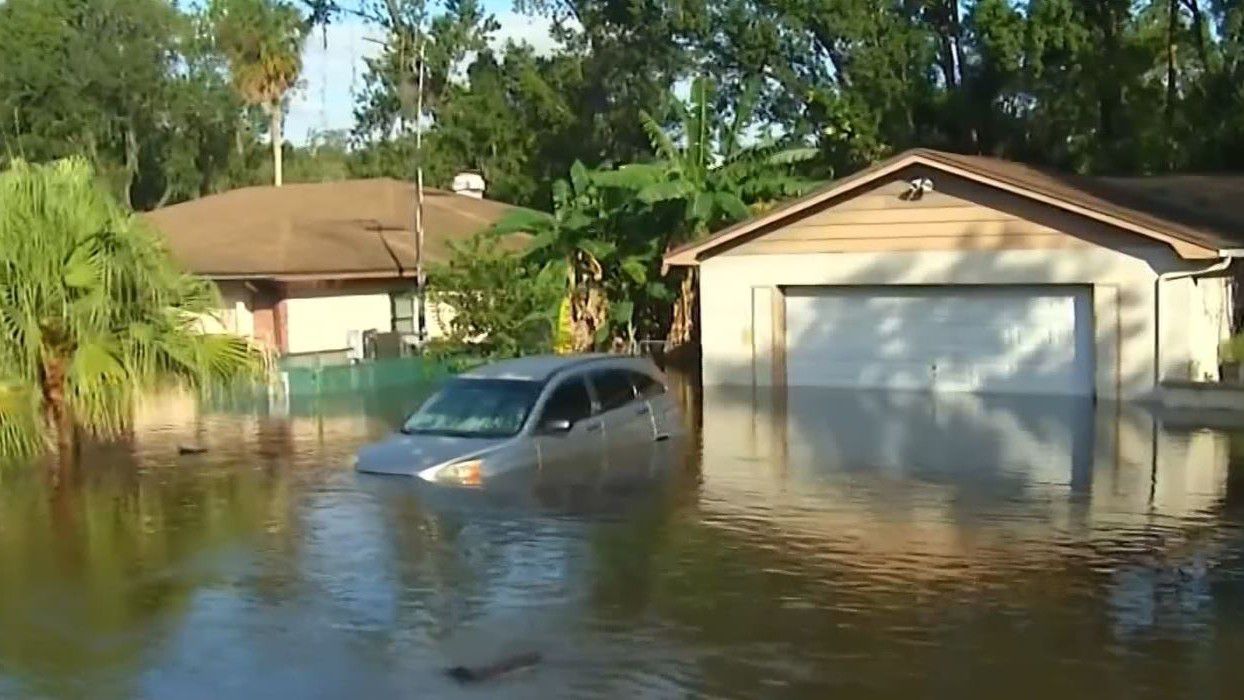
<box><xmin>703</xmin><ymin>0</ymin><xmax>1244</xmax><ymax>173</ymax></box>
<box><xmin>427</xmin><ymin>232</ymin><xmax>566</xmax><ymax>358</ymax></box>
<box><xmin>209</xmin><ymin>0</ymin><xmax>307</xmax><ymax>110</ymax></box>
<box><xmin>484</xmin><ymin>78</ymin><xmax>820</xmax><ymax>352</ymax></box>
<box><xmin>0</xmin><ymin>0</ymin><xmax>253</xmax><ymax>209</ymax></box>
<box><xmin>1220</xmin><ymin>334</ymin><xmax>1244</xmax><ymax>365</ymax></box>
<box><xmin>0</xmin><ymin>159</ymin><xmax>265</xmax><ymax>460</ymax></box>
<box><xmin>636</xmin><ymin>76</ymin><xmax>820</xmax><ymax>242</ymax></box>
<box><xmin>350</xmin><ymin>0</ymin><xmax>696</xmax><ymax>208</ymax></box>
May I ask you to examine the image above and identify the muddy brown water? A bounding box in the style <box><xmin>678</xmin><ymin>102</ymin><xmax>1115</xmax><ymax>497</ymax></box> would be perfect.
<box><xmin>1</xmin><ymin>380</ymin><xmax>1243</xmax><ymax>699</ymax></box>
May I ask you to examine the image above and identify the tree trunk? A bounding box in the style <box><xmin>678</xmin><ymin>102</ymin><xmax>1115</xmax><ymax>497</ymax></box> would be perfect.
<box><xmin>155</xmin><ymin>183</ymin><xmax>174</xmax><ymax>209</ymax></box>
<box><xmin>570</xmin><ymin>285</ymin><xmax>608</xmax><ymax>352</ymax></box>
<box><xmin>1183</xmin><ymin>0</ymin><xmax>1210</xmax><ymax>70</ymax></box>
<box><xmin>123</xmin><ymin>124</ymin><xmax>139</xmax><ymax>208</ymax></box>
<box><xmin>667</xmin><ymin>269</ymin><xmax>698</xmax><ymax>349</ymax></box>
<box><xmin>40</xmin><ymin>358</ymin><xmax>75</xmax><ymax>481</ymax></box>
<box><xmin>269</xmin><ymin>105</ymin><xmax>284</xmax><ymax>187</ymax></box>
<box><xmin>1166</xmin><ymin>0</ymin><xmax>1179</xmax><ymax>130</ymax></box>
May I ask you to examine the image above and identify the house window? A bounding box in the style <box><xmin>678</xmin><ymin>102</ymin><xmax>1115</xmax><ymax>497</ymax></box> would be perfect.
<box><xmin>391</xmin><ymin>292</ymin><xmax>416</xmax><ymax>334</ymax></box>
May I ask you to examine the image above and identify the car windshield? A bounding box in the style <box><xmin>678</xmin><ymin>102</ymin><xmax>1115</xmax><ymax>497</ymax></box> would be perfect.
<box><xmin>401</xmin><ymin>378</ymin><xmax>542</xmax><ymax>438</ymax></box>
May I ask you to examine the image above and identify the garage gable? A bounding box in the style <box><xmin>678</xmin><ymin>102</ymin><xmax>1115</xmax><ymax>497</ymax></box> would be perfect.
<box><xmin>664</xmin><ymin>150</ymin><xmax>1230</xmax><ymax>268</ymax></box>
<box><xmin>723</xmin><ymin>167</ymin><xmax>1154</xmax><ymax>257</ymax></box>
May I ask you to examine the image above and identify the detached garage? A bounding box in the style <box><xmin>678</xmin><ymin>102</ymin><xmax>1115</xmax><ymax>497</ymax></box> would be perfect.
<box><xmin>664</xmin><ymin>149</ymin><xmax>1244</xmax><ymax>399</ymax></box>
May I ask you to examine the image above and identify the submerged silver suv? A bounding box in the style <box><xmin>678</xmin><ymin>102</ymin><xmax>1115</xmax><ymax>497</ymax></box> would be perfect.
<box><xmin>354</xmin><ymin>354</ymin><xmax>684</xmax><ymax>487</ymax></box>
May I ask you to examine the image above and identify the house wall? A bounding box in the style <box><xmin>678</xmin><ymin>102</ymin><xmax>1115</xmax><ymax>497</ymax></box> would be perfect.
<box><xmin>198</xmin><ymin>278</ymin><xmax>465</xmax><ymax>356</ymax></box>
<box><xmin>282</xmin><ymin>282</ymin><xmax>398</xmax><ymax>355</ymax></box>
<box><xmin>196</xmin><ymin>280</ymin><xmax>255</xmax><ymax>336</ymax></box>
<box><xmin>697</xmin><ymin>172</ymin><xmax>1230</xmax><ymax>399</ymax></box>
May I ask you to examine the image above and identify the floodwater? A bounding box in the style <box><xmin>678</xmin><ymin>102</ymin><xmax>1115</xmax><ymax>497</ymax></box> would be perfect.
<box><xmin>1</xmin><ymin>379</ymin><xmax>1243</xmax><ymax>699</ymax></box>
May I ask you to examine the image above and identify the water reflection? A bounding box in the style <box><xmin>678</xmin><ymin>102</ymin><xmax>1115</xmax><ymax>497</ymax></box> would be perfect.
<box><xmin>0</xmin><ymin>381</ymin><xmax>1241</xmax><ymax>698</ymax></box>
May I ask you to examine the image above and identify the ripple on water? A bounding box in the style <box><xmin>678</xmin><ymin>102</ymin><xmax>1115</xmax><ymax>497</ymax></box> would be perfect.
<box><xmin>1</xmin><ymin>386</ymin><xmax>1243</xmax><ymax>698</ymax></box>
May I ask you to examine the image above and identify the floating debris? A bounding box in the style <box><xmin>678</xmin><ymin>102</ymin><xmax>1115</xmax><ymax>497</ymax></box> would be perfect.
<box><xmin>445</xmin><ymin>651</ymin><xmax>542</xmax><ymax>683</ymax></box>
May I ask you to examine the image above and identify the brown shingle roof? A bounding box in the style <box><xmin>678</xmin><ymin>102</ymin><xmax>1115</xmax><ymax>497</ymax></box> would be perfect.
<box><xmin>144</xmin><ymin>179</ymin><xmax>529</xmax><ymax>279</ymax></box>
<box><xmin>915</xmin><ymin>150</ymin><xmax>1244</xmax><ymax>251</ymax></box>
<box><xmin>665</xmin><ymin>149</ymin><xmax>1244</xmax><ymax>266</ymax></box>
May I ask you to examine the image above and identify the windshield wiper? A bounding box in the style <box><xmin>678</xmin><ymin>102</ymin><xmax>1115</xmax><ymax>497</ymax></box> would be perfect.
<box><xmin>401</xmin><ymin>426</ymin><xmax>490</xmax><ymax>438</ymax></box>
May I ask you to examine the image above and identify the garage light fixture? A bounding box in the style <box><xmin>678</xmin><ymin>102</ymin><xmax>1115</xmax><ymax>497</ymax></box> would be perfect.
<box><xmin>904</xmin><ymin>177</ymin><xmax>934</xmax><ymax>200</ymax></box>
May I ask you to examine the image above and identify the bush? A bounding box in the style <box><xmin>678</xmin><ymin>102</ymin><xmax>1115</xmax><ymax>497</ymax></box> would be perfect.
<box><xmin>427</xmin><ymin>232</ymin><xmax>566</xmax><ymax>358</ymax></box>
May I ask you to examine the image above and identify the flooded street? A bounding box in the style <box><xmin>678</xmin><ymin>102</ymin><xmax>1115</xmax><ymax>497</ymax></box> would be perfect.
<box><xmin>2</xmin><ymin>381</ymin><xmax>1243</xmax><ymax>699</ymax></box>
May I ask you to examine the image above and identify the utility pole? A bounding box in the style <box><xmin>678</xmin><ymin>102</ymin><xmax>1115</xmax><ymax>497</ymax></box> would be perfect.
<box><xmin>413</xmin><ymin>31</ymin><xmax>428</xmax><ymax>345</ymax></box>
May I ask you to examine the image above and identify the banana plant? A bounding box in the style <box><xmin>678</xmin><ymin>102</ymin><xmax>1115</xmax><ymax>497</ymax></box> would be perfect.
<box><xmin>637</xmin><ymin>76</ymin><xmax>819</xmax><ymax>241</ymax></box>
<box><xmin>490</xmin><ymin>161</ymin><xmax>644</xmax><ymax>351</ymax></box>
<box><xmin>634</xmin><ymin>76</ymin><xmax>821</xmax><ymax>346</ymax></box>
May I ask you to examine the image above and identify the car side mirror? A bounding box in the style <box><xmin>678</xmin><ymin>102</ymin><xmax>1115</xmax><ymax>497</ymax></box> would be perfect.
<box><xmin>541</xmin><ymin>418</ymin><xmax>572</xmax><ymax>434</ymax></box>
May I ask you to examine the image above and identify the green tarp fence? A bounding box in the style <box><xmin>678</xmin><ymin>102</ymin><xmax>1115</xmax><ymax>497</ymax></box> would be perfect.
<box><xmin>279</xmin><ymin>355</ymin><xmax>487</xmax><ymax>397</ymax></box>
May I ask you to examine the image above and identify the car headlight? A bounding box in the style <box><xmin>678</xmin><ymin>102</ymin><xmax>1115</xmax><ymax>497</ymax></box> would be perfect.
<box><xmin>434</xmin><ymin>459</ymin><xmax>483</xmax><ymax>487</ymax></box>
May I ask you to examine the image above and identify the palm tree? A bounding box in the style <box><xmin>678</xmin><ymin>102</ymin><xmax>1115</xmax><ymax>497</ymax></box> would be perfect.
<box><xmin>0</xmin><ymin>159</ymin><xmax>265</xmax><ymax>473</ymax></box>
<box><xmin>209</xmin><ymin>0</ymin><xmax>306</xmax><ymax>187</ymax></box>
<box><xmin>637</xmin><ymin>77</ymin><xmax>819</xmax><ymax>347</ymax></box>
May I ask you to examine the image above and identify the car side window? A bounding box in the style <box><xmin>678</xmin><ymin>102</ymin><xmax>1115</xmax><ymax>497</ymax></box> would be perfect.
<box><xmin>629</xmin><ymin>371</ymin><xmax>666</xmax><ymax>399</ymax></box>
<box><xmin>539</xmin><ymin>377</ymin><xmax>593</xmax><ymax>425</ymax></box>
<box><xmin>590</xmin><ymin>369</ymin><xmax>637</xmax><ymax>412</ymax></box>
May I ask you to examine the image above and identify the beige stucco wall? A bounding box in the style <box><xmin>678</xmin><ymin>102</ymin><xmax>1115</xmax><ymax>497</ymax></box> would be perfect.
<box><xmin>199</xmin><ymin>279</ymin><xmax>462</xmax><ymax>356</ymax></box>
<box><xmin>283</xmin><ymin>291</ymin><xmax>394</xmax><ymax>355</ymax></box>
<box><xmin>1160</xmin><ymin>274</ymin><xmax>1233</xmax><ymax>382</ymax></box>
<box><xmin>699</xmin><ymin>246</ymin><xmax>1227</xmax><ymax>400</ymax></box>
<box><xmin>194</xmin><ymin>280</ymin><xmax>256</xmax><ymax>337</ymax></box>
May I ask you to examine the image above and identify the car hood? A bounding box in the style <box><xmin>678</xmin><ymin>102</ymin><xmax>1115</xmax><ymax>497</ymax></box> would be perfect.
<box><xmin>355</xmin><ymin>432</ymin><xmax>509</xmax><ymax>476</ymax></box>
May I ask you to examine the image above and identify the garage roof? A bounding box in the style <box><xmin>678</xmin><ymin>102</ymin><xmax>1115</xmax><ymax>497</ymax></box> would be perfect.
<box><xmin>664</xmin><ymin>149</ymin><xmax>1244</xmax><ymax>265</ymax></box>
<box><xmin>144</xmin><ymin>179</ymin><xmax>530</xmax><ymax>280</ymax></box>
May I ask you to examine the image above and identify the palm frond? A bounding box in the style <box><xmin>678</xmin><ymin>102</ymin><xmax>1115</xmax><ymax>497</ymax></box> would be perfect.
<box><xmin>569</xmin><ymin>160</ymin><xmax>591</xmax><ymax>197</ymax></box>
<box><xmin>639</xmin><ymin>110</ymin><xmax>682</xmax><ymax>169</ymax></box>
<box><xmin>0</xmin><ymin>157</ymin><xmax>267</xmax><ymax>459</ymax></box>
<box><xmin>765</xmin><ymin>147</ymin><xmax>820</xmax><ymax>166</ymax></box>
<box><xmin>590</xmin><ymin>163</ymin><xmax>666</xmax><ymax>190</ymax></box>
<box><xmin>490</xmin><ymin>208</ymin><xmax>554</xmax><ymax>236</ymax></box>
<box><xmin>0</xmin><ymin>380</ymin><xmax>44</xmax><ymax>460</ymax></box>
<box><xmin>721</xmin><ymin>78</ymin><xmax>761</xmax><ymax>161</ymax></box>
<box><xmin>639</xmin><ymin>179</ymin><xmax>696</xmax><ymax>203</ymax></box>
<box><xmin>687</xmin><ymin>77</ymin><xmax>716</xmax><ymax>175</ymax></box>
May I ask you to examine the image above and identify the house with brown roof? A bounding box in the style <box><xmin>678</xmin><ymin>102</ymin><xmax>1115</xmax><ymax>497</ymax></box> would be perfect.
<box><xmin>664</xmin><ymin>149</ymin><xmax>1244</xmax><ymax>400</ymax></box>
<box><xmin>145</xmin><ymin>178</ymin><xmax>524</xmax><ymax>362</ymax></box>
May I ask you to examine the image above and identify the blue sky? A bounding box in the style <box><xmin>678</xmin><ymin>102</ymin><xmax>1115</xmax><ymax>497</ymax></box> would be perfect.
<box><xmin>287</xmin><ymin>1</ymin><xmax>561</xmax><ymax>144</ymax></box>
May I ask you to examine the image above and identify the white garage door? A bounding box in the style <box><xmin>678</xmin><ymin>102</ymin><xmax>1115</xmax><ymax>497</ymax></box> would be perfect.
<box><xmin>784</xmin><ymin>286</ymin><xmax>1094</xmax><ymax>395</ymax></box>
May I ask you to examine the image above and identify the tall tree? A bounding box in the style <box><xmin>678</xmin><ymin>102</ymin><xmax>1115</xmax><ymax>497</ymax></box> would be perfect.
<box><xmin>210</xmin><ymin>0</ymin><xmax>307</xmax><ymax>187</ymax></box>
<box><xmin>0</xmin><ymin>159</ymin><xmax>264</xmax><ymax>473</ymax></box>
<box><xmin>352</xmin><ymin>0</ymin><xmax>705</xmax><ymax>207</ymax></box>
<box><xmin>0</xmin><ymin>0</ymin><xmax>247</xmax><ymax>209</ymax></box>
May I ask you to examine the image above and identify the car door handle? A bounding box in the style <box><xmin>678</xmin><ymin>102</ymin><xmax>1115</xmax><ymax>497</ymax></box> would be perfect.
<box><xmin>635</xmin><ymin>405</ymin><xmax>650</xmax><ymax>416</ymax></box>
<box><xmin>585</xmin><ymin>423</ymin><xmax>602</xmax><ymax>433</ymax></box>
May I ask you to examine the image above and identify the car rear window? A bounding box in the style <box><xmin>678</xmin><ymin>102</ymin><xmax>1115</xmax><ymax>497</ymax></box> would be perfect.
<box><xmin>590</xmin><ymin>369</ymin><xmax>637</xmax><ymax>412</ymax></box>
<box><xmin>629</xmin><ymin>371</ymin><xmax>666</xmax><ymax>398</ymax></box>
